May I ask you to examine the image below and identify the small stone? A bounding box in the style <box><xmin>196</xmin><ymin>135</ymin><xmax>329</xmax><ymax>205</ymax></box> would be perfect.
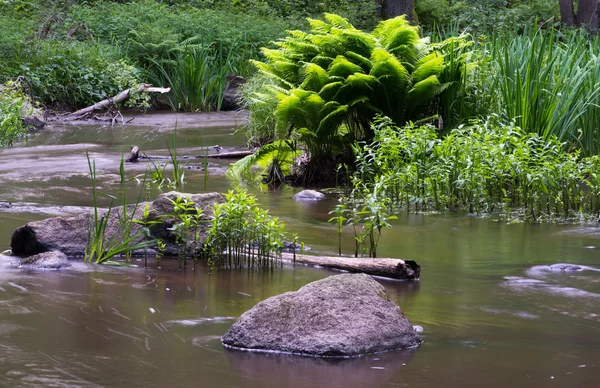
<box><xmin>19</xmin><ymin>251</ymin><xmax>71</xmax><ymax>269</ymax></box>
<box><xmin>292</xmin><ymin>190</ymin><xmax>325</xmax><ymax>201</ymax></box>
<box><xmin>550</xmin><ymin>264</ymin><xmax>582</xmax><ymax>272</ymax></box>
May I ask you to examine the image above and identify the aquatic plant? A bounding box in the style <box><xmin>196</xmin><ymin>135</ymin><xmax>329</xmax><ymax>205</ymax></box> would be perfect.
<box><xmin>204</xmin><ymin>188</ymin><xmax>286</xmax><ymax>269</ymax></box>
<box><xmin>133</xmin><ymin>204</ymin><xmax>163</xmax><ymax>268</ymax></box>
<box><xmin>328</xmin><ymin>203</ymin><xmax>347</xmax><ymax>256</ymax></box>
<box><xmin>164</xmin><ymin>195</ymin><xmax>205</xmax><ymax>270</ymax></box>
<box><xmin>85</xmin><ymin>154</ymin><xmax>154</xmax><ymax>264</ymax></box>
<box><xmin>166</xmin><ymin>127</ymin><xmax>185</xmax><ymax>189</ymax></box>
<box><xmin>347</xmin><ymin>116</ymin><xmax>600</xmax><ymax>223</ymax></box>
<box><xmin>143</xmin><ymin>126</ymin><xmax>185</xmax><ymax>190</ymax></box>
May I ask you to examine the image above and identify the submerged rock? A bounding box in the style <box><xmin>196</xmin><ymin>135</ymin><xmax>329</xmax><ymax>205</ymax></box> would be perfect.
<box><xmin>10</xmin><ymin>191</ymin><xmax>224</xmax><ymax>257</ymax></box>
<box><xmin>292</xmin><ymin>190</ymin><xmax>325</xmax><ymax>201</ymax></box>
<box><xmin>19</xmin><ymin>251</ymin><xmax>71</xmax><ymax>269</ymax></box>
<box><xmin>222</xmin><ymin>273</ymin><xmax>422</xmax><ymax>357</ymax></box>
<box><xmin>550</xmin><ymin>264</ymin><xmax>583</xmax><ymax>272</ymax></box>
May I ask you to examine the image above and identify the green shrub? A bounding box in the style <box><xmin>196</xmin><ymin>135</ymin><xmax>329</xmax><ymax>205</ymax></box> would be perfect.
<box><xmin>0</xmin><ymin>81</ymin><xmax>36</xmax><ymax>147</ymax></box>
<box><xmin>204</xmin><ymin>187</ymin><xmax>286</xmax><ymax>268</ymax></box>
<box><xmin>237</xmin><ymin>14</ymin><xmax>464</xmax><ymax>184</ymax></box>
<box><xmin>20</xmin><ymin>41</ymin><xmax>141</xmax><ymax>107</ymax></box>
<box><xmin>416</xmin><ymin>0</ymin><xmax>559</xmax><ymax>35</ymax></box>
<box><xmin>68</xmin><ymin>0</ymin><xmax>290</xmax><ymax>77</ymax></box>
<box><xmin>350</xmin><ymin>115</ymin><xmax>600</xmax><ymax>222</ymax></box>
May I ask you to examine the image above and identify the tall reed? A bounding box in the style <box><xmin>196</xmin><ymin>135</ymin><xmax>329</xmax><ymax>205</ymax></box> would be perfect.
<box><xmin>85</xmin><ymin>153</ymin><xmax>154</xmax><ymax>264</ymax></box>
<box><xmin>490</xmin><ymin>27</ymin><xmax>600</xmax><ymax>156</ymax></box>
<box><xmin>151</xmin><ymin>41</ymin><xmax>234</xmax><ymax>112</ymax></box>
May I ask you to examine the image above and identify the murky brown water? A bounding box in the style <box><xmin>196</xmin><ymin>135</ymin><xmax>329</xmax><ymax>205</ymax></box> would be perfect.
<box><xmin>0</xmin><ymin>113</ymin><xmax>599</xmax><ymax>387</ymax></box>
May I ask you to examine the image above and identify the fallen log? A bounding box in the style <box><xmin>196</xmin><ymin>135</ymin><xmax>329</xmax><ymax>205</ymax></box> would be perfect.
<box><xmin>64</xmin><ymin>84</ymin><xmax>170</xmax><ymax>121</ymax></box>
<box><xmin>279</xmin><ymin>252</ymin><xmax>420</xmax><ymax>280</ymax></box>
<box><xmin>206</xmin><ymin>150</ymin><xmax>254</xmax><ymax>159</ymax></box>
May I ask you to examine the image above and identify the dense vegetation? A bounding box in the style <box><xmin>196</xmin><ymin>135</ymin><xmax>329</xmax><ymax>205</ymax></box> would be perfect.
<box><xmin>6</xmin><ymin>0</ymin><xmax>600</xmax><ymax>228</ymax></box>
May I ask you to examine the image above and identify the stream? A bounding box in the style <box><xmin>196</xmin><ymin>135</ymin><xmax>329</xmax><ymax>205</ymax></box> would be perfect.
<box><xmin>0</xmin><ymin>112</ymin><xmax>598</xmax><ymax>387</ymax></box>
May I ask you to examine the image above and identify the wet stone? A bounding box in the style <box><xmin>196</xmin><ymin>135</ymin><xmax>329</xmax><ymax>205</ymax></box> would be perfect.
<box><xmin>222</xmin><ymin>273</ymin><xmax>422</xmax><ymax>357</ymax></box>
<box><xmin>550</xmin><ymin>264</ymin><xmax>583</xmax><ymax>272</ymax></box>
<box><xmin>19</xmin><ymin>251</ymin><xmax>72</xmax><ymax>269</ymax></box>
<box><xmin>292</xmin><ymin>190</ymin><xmax>325</xmax><ymax>201</ymax></box>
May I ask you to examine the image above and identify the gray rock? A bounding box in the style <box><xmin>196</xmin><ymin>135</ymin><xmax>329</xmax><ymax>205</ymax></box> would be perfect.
<box><xmin>222</xmin><ymin>273</ymin><xmax>422</xmax><ymax>357</ymax></box>
<box><xmin>19</xmin><ymin>251</ymin><xmax>71</xmax><ymax>269</ymax></box>
<box><xmin>292</xmin><ymin>190</ymin><xmax>325</xmax><ymax>201</ymax></box>
<box><xmin>10</xmin><ymin>191</ymin><xmax>224</xmax><ymax>257</ymax></box>
<box><xmin>550</xmin><ymin>263</ymin><xmax>583</xmax><ymax>272</ymax></box>
<box><xmin>221</xmin><ymin>75</ymin><xmax>245</xmax><ymax>111</ymax></box>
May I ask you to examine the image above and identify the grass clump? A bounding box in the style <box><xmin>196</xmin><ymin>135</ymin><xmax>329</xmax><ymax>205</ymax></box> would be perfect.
<box><xmin>85</xmin><ymin>154</ymin><xmax>154</xmax><ymax>265</ymax></box>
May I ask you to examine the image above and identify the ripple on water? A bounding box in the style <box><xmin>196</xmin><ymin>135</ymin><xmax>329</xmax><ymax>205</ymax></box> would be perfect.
<box><xmin>165</xmin><ymin>317</ymin><xmax>235</xmax><ymax>326</ymax></box>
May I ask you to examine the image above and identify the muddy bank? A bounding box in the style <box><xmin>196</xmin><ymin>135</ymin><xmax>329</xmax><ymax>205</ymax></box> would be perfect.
<box><xmin>61</xmin><ymin>110</ymin><xmax>249</xmax><ymax>130</ymax></box>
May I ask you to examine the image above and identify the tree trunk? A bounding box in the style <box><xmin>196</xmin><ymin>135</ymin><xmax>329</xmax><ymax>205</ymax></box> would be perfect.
<box><xmin>379</xmin><ymin>0</ymin><xmax>415</xmax><ymax>21</ymax></box>
<box><xmin>578</xmin><ymin>0</ymin><xmax>597</xmax><ymax>25</ymax></box>
<box><xmin>591</xmin><ymin>0</ymin><xmax>600</xmax><ymax>29</ymax></box>
<box><xmin>559</xmin><ymin>0</ymin><xmax>577</xmax><ymax>25</ymax></box>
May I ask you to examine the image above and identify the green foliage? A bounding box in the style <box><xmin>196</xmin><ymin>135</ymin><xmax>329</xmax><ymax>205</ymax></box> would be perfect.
<box><xmin>0</xmin><ymin>81</ymin><xmax>36</xmax><ymax>147</ymax></box>
<box><xmin>416</xmin><ymin>0</ymin><xmax>559</xmax><ymax>35</ymax></box>
<box><xmin>19</xmin><ymin>41</ymin><xmax>142</xmax><ymax>108</ymax></box>
<box><xmin>350</xmin><ymin>115</ymin><xmax>600</xmax><ymax>222</ymax></box>
<box><xmin>150</xmin><ymin>43</ymin><xmax>233</xmax><ymax>112</ymax></box>
<box><xmin>68</xmin><ymin>0</ymin><xmax>290</xmax><ymax>76</ymax></box>
<box><xmin>228</xmin><ymin>140</ymin><xmax>300</xmax><ymax>184</ymax></box>
<box><xmin>204</xmin><ymin>188</ymin><xmax>287</xmax><ymax>269</ymax></box>
<box><xmin>165</xmin><ymin>0</ymin><xmax>379</xmax><ymax>30</ymax></box>
<box><xmin>241</xmin><ymin>14</ymin><xmax>463</xmax><ymax>184</ymax></box>
<box><xmin>489</xmin><ymin>27</ymin><xmax>600</xmax><ymax>156</ymax></box>
<box><xmin>164</xmin><ymin>196</ymin><xmax>205</xmax><ymax>270</ymax></box>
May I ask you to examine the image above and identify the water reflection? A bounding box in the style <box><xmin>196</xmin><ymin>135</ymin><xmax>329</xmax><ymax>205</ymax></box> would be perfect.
<box><xmin>226</xmin><ymin>347</ymin><xmax>416</xmax><ymax>388</ymax></box>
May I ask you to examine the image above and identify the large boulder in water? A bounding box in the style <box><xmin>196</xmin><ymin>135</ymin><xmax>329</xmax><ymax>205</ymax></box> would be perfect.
<box><xmin>222</xmin><ymin>273</ymin><xmax>422</xmax><ymax>357</ymax></box>
<box><xmin>10</xmin><ymin>191</ymin><xmax>224</xmax><ymax>258</ymax></box>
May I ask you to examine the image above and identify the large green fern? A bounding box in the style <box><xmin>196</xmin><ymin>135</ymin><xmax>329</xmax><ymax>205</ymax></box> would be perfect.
<box><xmin>237</xmin><ymin>13</ymin><xmax>465</xmax><ymax>184</ymax></box>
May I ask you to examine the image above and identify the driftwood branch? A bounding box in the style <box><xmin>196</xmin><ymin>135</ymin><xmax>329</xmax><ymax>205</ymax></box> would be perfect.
<box><xmin>64</xmin><ymin>84</ymin><xmax>170</xmax><ymax>121</ymax></box>
<box><xmin>279</xmin><ymin>253</ymin><xmax>421</xmax><ymax>280</ymax></box>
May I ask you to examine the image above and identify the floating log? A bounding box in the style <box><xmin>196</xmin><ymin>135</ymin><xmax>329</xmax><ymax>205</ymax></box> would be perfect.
<box><xmin>206</xmin><ymin>150</ymin><xmax>254</xmax><ymax>159</ymax></box>
<box><xmin>279</xmin><ymin>252</ymin><xmax>420</xmax><ymax>280</ymax></box>
<box><xmin>64</xmin><ymin>84</ymin><xmax>170</xmax><ymax>121</ymax></box>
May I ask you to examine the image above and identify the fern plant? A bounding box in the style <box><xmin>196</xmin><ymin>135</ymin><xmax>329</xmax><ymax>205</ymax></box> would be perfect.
<box><xmin>237</xmin><ymin>13</ymin><xmax>462</xmax><ymax>184</ymax></box>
